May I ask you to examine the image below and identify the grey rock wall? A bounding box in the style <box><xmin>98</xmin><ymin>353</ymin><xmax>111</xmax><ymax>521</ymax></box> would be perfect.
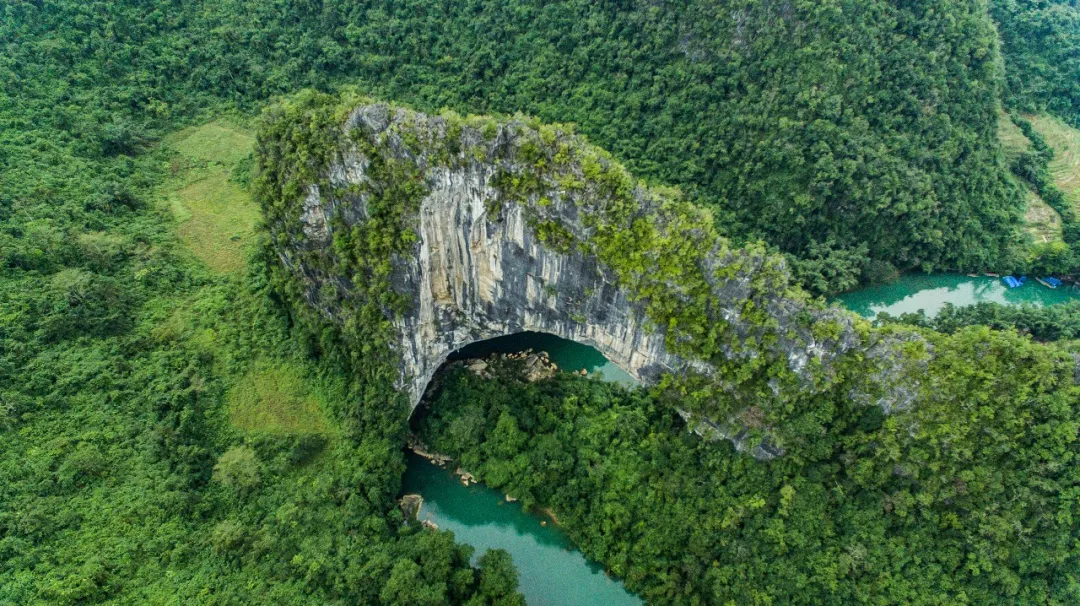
<box><xmin>394</xmin><ymin>163</ymin><xmax>695</xmax><ymax>408</ymax></box>
<box><xmin>299</xmin><ymin>112</ymin><xmax>703</xmax><ymax>409</ymax></box>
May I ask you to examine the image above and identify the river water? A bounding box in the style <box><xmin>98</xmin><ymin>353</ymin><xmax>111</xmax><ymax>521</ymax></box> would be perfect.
<box><xmin>405</xmin><ymin>274</ymin><xmax>1078</xmax><ymax>604</ymax></box>
<box><xmin>401</xmin><ymin>452</ymin><xmax>640</xmax><ymax>605</ymax></box>
<box><xmin>405</xmin><ymin>331</ymin><xmax>641</xmax><ymax>605</ymax></box>
<box><xmin>836</xmin><ymin>273</ymin><xmax>1079</xmax><ymax>319</ymax></box>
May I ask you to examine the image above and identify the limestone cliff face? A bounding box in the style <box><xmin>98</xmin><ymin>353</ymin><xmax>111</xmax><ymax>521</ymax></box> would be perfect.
<box><xmin>395</xmin><ymin>168</ymin><xmax>687</xmax><ymax>407</ymax></box>
<box><xmin>296</xmin><ymin>104</ymin><xmax>710</xmax><ymax>402</ymax></box>
<box><xmin>269</xmin><ymin>101</ymin><xmax>914</xmax><ymax>459</ymax></box>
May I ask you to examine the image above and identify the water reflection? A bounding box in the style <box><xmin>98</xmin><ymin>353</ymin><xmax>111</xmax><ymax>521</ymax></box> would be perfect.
<box><xmin>837</xmin><ymin>273</ymin><xmax>1079</xmax><ymax>319</ymax></box>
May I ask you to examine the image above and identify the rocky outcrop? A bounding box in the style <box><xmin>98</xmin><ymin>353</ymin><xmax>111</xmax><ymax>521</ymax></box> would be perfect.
<box><xmin>407</xmin><ymin>434</ymin><xmax>452</xmax><ymax>465</ymax></box>
<box><xmin>289</xmin><ymin>106</ymin><xmax>725</xmax><ymax>398</ymax></box>
<box><xmin>399</xmin><ymin>494</ymin><xmax>423</xmax><ymax>521</ymax></box>
<box><xmin>266</xmin><ymin>100</ymin><xmax>921</xmax><ymax>459</ymax></box>
<box><xmin>458</xmin><ymin>351</ymin><xmax>558</xmax><ymax>383</ymax></box>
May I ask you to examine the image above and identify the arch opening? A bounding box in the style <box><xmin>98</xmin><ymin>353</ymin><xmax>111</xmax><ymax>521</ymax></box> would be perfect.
<box><xmin>411</xmin><ymin>331</ymin><xmax>639</xmax><ymax>420</ymax></box>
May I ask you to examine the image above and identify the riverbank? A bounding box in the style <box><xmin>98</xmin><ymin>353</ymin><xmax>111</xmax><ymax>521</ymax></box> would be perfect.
<box><xmin>406</xmin><ymin>439</ymin><xmax>539</xmax><ymax>513</ymax></box>
<box><xmin>409</xmin><ymin>347</ymin><xmax>606</xmax><ymax>521</ymax></box>
<box><xmin>403</xmin><ymin>340</ymin><xmax>641</xmax><ymax>604</ymax></box>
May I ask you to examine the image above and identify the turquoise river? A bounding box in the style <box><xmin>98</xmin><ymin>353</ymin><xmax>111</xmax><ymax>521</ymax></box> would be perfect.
<box><xmin>836</xmin><ymin>273</ymin><xmax>1079</xmax><ymax>319</ymax></box>
<box><xmin>404</xmin><ymin>274</ymin><xmax>1079</xmax><ymax>604</ymax></box>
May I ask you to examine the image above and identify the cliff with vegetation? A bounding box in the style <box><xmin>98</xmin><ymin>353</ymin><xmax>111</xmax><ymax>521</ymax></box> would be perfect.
<box><xmin>259</xmin><ymin>93</ymin><xmax>964</xmax><ymax>457</ymax></box>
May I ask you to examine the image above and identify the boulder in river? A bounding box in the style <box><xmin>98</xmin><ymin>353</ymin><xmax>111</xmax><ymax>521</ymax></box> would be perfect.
<box><xmin>399</xmin><ymin>494</ymin><xmax>423</xmax><ymax>521</ymax></box>
<box><xmin>456</xmin><ymin>468</ymin><xmax>476</xmax><ymax>485</ymax></box>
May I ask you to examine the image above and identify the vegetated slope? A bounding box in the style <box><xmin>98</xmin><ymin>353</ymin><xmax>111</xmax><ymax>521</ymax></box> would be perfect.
<box><xmin>1</xmin><ymin>0</ymin><xmax>1030</xmax><ymax>292</ymax></box>
<box><xmin>1004</xmin><ymin>112</ymin><xmax>1080</xmax><ymax>274</ymax></box>
<box><xmin>1023</xmin><ymin>189</ymin><xmax>1064</xmax><ymax>243</ymax></box>
<box><xmin>992</xmin><ymin>0</ymin><xmax>1080</xmax><ymax>126</ymax></box>
<box><xmin>999</xmin><ymin>111</ymin><xmax>1034</xmax><ymax>162</ymax></box>
<box><xmin>1031</xmin><ymin>113</ymin><xmax>1080</xmax><ymax>212</ymax></box>
<box><xmin>163</xmin><ymin>122</ymin><xmax>260</xmax><ymax>273</ymax></box>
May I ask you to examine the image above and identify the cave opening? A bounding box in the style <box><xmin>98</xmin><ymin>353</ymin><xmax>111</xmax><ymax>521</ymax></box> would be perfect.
<box><xmin>447</xmin><ymin>332</ymin><xmax>635</xmax><ymax>384</ymax></box>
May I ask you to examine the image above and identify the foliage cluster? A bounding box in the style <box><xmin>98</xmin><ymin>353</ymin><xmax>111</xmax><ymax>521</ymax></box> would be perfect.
<box><xmin>992</xmin><ymin>0</ymin><xmax>1080</xmax><ymax>127</ymax></box>
<box><xmin>418</xmin><ymin>352</ymin><xmax>1080</xmax><ymax>604</ymax></box>
<box><xmin>879</xmin><ymin>299</ymin><xmax>1080</xmax><ymax>343</ymax></box>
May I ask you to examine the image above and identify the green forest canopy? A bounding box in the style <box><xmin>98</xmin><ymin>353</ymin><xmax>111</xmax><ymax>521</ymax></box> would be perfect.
<box><xmin>993</xmin><ymin>0</ymin><xmax>1080</xmax><ymax>127</ymax></box>
<box><xmin>3</xmin><ymin>0</ymin><xmax>1080</xmax><ymax>603</ymax></box>
<box><xmin>6</xmin><ymin>0</ymin><xmax>1080</xmax><ymax>286</ymax></box>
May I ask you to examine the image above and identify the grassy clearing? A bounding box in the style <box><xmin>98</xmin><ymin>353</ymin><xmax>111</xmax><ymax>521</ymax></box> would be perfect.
<box><xmin>998</xmin><ymin>110</ymin><xmax>1031</xmax><ymax>162</ymax></box>
<box><xmin>162</xmin><ymin>121</ymin><xmax>259</xmax><ymax>273</ymax></box>
<box><xmin>1029</xmin><ymin>113</ymin><xmax>1080</xmax><ymax>212</ymax></box>
<box><xmin>160</xmin><ymin>122</ymin><xmax>334</xmax><ymax>435</ymax></box>
<box><xmin>170</xmin><ymin>173</ymin><xmax>258</xmax><ymax>273</ymax></box>
<box><xmin>1024</xmin><ymin>190</ymin><xmax>1063</xmax><ymax>243</ymax></box>
<box><xmin>998</xmin><ymin>111</ymin><xmax>1063</xmax><ymax>243</ymax></box>
<box><xmin>227</xmin><ymin>361</ymin><xmax>331</xmax><ymax>435</ymax></box>
<box><xmin>171</xmin><ymin>121</ymin><xmax>255</xmax><ymax>166</ymax></box>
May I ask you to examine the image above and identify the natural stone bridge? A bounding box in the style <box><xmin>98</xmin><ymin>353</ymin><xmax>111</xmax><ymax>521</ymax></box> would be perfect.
<box><xmin>268</xmin><ymin>100</ymin><xmax>921</xmax><ymax>458</ymax></box>
<box><xmin>299</xmin><ymin>104</ymin><xmax>706</xmax><ymax>409</ymax></box>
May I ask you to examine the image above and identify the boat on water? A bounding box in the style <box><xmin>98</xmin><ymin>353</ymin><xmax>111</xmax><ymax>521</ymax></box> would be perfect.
<box><xmin>1036</xmin><ymin>277</ymin><xmax>1063</xmax><ymax>289</ymax></box>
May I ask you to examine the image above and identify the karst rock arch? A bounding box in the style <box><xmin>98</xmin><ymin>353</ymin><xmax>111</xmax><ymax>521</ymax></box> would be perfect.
<box><xmin>261</xmin><ymin>96</ymin><xmax>925</xmax><ymax>458</ymax></box>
